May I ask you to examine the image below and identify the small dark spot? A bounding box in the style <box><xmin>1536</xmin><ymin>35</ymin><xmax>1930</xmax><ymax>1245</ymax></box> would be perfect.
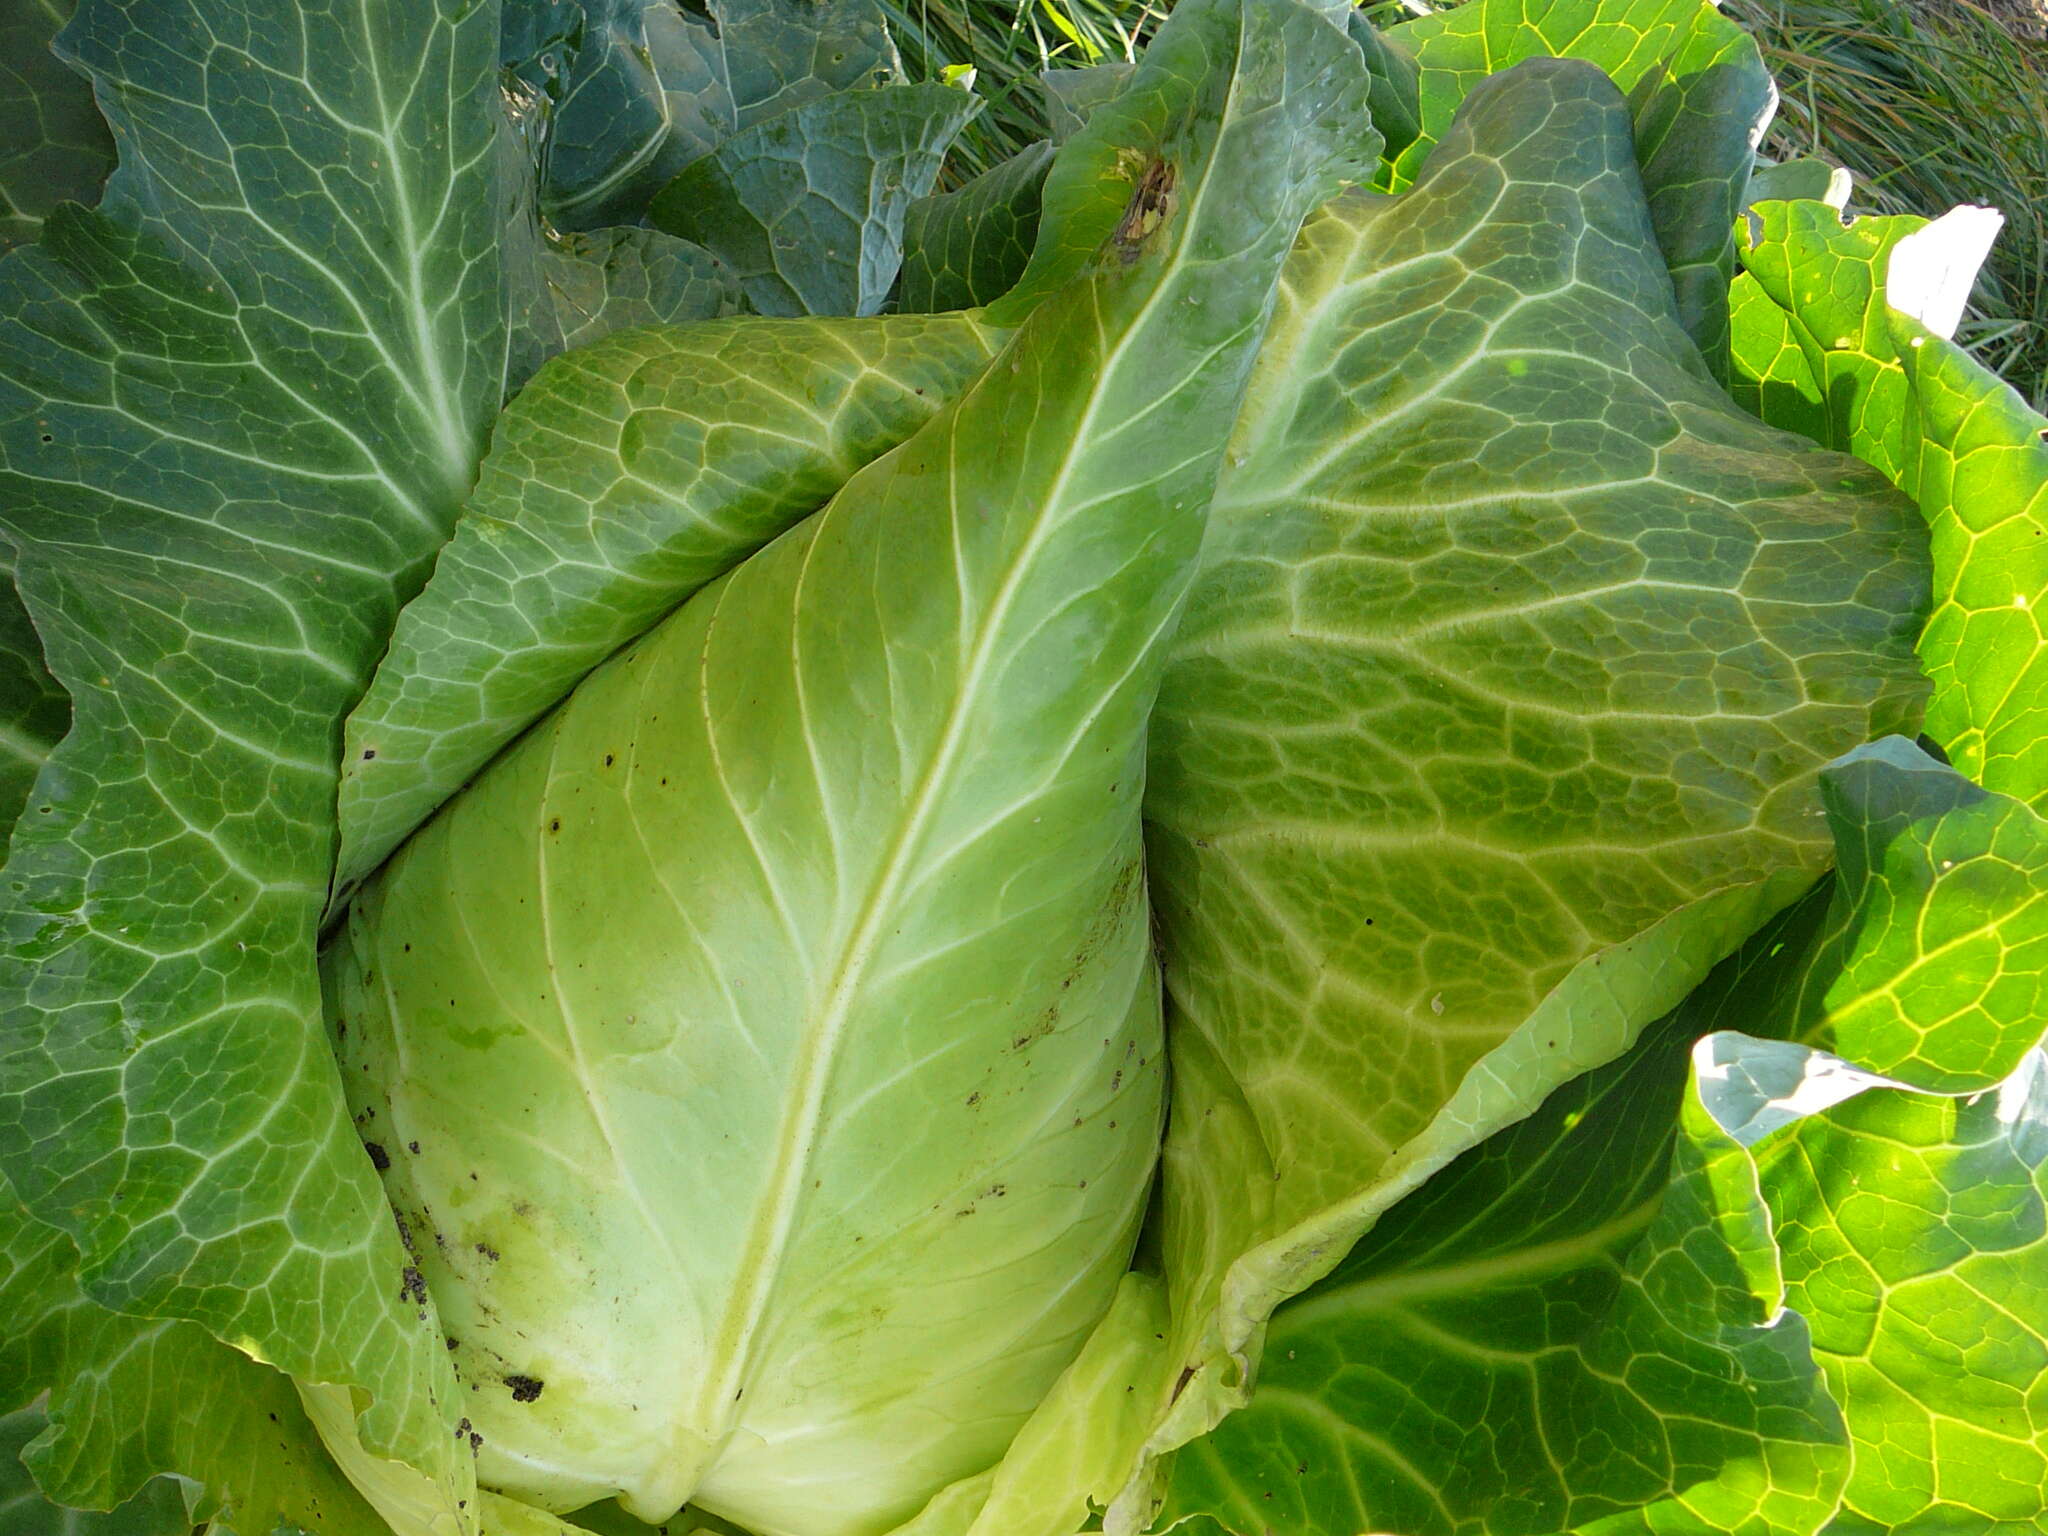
<box><xmin>361</xmin><ymin>749</ymin><xmax>376</xmax><ymax>760</ymax></box>
<box><xmin>548</xmin><ymin>818</ymin><xmax>561</xmax><ymax>833</ymax></box>
<box><xmin>401</xmin><ymin>1266</ymin><xmax>426</xmax><ymax>1304</ymax></box>
<box><xmin>408</xmin><ymin>1140</ymin><xmax>421</xmax><ymax>1154</ymax></box>
<box><xmin>456</xmin><ymin>1417</ymin><xmax>471</xmax><ymax>1439</ymax></box>
<box><xmin>966</xmin><ymin>1091</ymin><xmax>981</xmax><ymax>1106</ymax></box>
<box><xmin>603</xmin><ymin>754</ymin><xmax>615</xmax><ymax>767</ymax></box>
<box><xmin>39</xmin><ymin>433</ymin><xmax>52</xmax><ymax>443</ymax></box>
<box><xmin>269</xmin><ymin>1412</ymin><xmax>279</xmax><ymax>1423</ymax></box>
<box><xmin>447</xmin><ymin>1336</ymin><xmax>460</xmax><ymax>1350</ymax></box>
<box><xmin>364</xmin><ymin>1141</ymin><xmax>390</xmax><ymax>1171</ymax></box>
<box><xmin>403</xmin><ymin>943</ymin><xmax>411</xmax><ymax>952</ymax></box>
<box><xmin>1170</xmin><ymin>1365</ymin><xmax>1197</xmax><ymax>1402</ymax></box>
<box><xmin>1111</xmin><ymin>1070</ymin><xmax>1122</xmax><ymax>1091</ymax></box>
<box><xmin>475</xmin><ymin>1241</ymin><xmax>501</xmax><ymax>1261</ymax></box>
<box><xmin>469</xmin><ymin>1430</ymin><xmax>484</xmax><ymax>1450</ymax></box>
<box><xmin>505</xmin><ymin>1375</ymin><xmax>545</xmax><ymax>1403</ymax></box>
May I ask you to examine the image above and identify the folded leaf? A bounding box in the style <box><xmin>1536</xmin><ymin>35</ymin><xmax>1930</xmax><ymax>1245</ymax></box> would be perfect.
<box><xmin>0</xmin><ymin>1408</ymin><xmax>193</xmax><ymax>1536</ymax></box>
<box><xmin>1121</xmin><ymin>55</ymin><xmax>1928</xmax><ymax>1523</ymax></box>
<box><xmin>335</xmin><ymin>312</ymin><xmax>1005</xmax><ymax>902</ymax></box>
<box><xmin>322</xmin><ymin>3</ymin><xmax>1378</xmax><ymax>1531</ymax></box>
<box><xmin>1158</xmin><ymin>738</ymin><xmax>2048</xmax><ymax>1536</ymax></box>
<box><xmin>1757</xmin><ymin>737</ymin><xmax>2048</xmax><ymax>1091</ymax></box>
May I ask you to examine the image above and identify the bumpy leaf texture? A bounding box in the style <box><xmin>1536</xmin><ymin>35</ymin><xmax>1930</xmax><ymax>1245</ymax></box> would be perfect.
<box><xmin>1118</xmin><ymin>50</ymin><xmax>1926</xmax><ymax>1520</ymax></box>
<box><xmin>0</xmin><ymin>0</ymin><xmax>520</xmax><ymax>1517</ymax></box>
<box><xmin>1161</xmin><ymin>737</ymin><xmax>2048</xmax><ymax>1536</ymax></box>
<box><xmin>1731</xmin><ymin>200</ymin><xmax>2048</xmax><ymax>812</ymax></box>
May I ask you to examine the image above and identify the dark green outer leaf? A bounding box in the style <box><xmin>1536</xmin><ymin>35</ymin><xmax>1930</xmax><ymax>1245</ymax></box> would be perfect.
<box><xmin>0</xmin><ymin>552</ymin><xmax>67</xmax><ymax>852</ymax></box>
<box><xmin>1159</xmin><ymin>943</ymin><xmax>1848</xmax><ymax>1536</ymax></box>
<box><xmin>720</xmin><ymin>0</ymin><xmax>898</xmax><ymax>126</ymax></box>
<box><xmin>493</xmin><ymin>80</ymin><xmax>741</xmax><ymax>390</ymax></box>
<box><xmin>522</xmin><ymin>0</ymin><xmax>732</xmax><ymax>229</ymax></box>
<box><xmin>334</xmin><ymin>310</ymin><xmax>1005</xmax><ymax>902</ymax></box>
<box><xmin>0</xmin><ymin>0</ymin><xmax>512</xmax><ymax>1497</ymax></box>
<box><xmin>0</xmin><ymin>1406</ymin><xmax>192</xmax><ymax>1536</ymax></box>
<box><xmin>897</xmin><ymin>141</ymin><xmax>1051</xmax><ymax>313</ymax></box>
<box><xmin>0</xmin><ymin>1192</ymin><xmax>388</xmax><ymax>1536</ymax></box>
<box><xmin>1041</xmin><ymin>62</ymin><xmax>1132</xmax><ymax>143</ymax></box>
<box><xmin>510</xmin><ymin>0</ymin><xmax>899</xmax><ymax>231</ymax></box>
<box><xmin>0</xmin><ymin>0</ymin><xmax>113</xmax><ymax>252</ymax></box>
<box><xmin>650</xmin><ymin>81</ymin><xmax>981</xmax><ymax>317</ymax></box>
<box><xmin>531</xmin><ymin>226</ymin><xmax>740</xmax><ymax>357</ymax></box>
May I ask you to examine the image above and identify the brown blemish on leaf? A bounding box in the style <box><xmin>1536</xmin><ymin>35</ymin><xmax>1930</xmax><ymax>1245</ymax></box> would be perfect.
<box><xmin>1113</xmin><ymin>158</ymin><xmax>1176</xmax><ymax>261</ymax></box>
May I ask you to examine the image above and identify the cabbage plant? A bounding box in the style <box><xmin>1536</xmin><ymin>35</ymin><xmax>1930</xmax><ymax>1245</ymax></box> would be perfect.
<box><xmin>0</xmin><ymin>1</ymin><xmax>2043</xmax><ymax>1535</ymax></box>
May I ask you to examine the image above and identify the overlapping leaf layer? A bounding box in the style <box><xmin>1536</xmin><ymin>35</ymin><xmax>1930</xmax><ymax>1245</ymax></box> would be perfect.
<box><xmin>0</xmin><ymin>0</ymin><xmax>2041</xmax><ymax>1533</ymax></box>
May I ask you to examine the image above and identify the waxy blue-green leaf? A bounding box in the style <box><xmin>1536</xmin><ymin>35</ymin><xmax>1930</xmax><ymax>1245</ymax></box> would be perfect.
<box><xmin>497</xmin><ymin>91</ymin><xmax>742</xmax><ymax>389</ymax></box>
<box><xmin>649</xmin><ymin>81</ymin><xmax>981</xmax><ymax>317</ymax></box>
<box><xmin>0</xmin><ymin>0</ymin><xmax>539</xmax><ymax>1512</ymax></box>
<box><xmin>335</xmin><ymin>311</ymin><xmax>1004</xmax><ymax>903</ymax></box>
<box><xmin>0</xmin><ymin>552</ymin><xmax>65</xmax><ymax>851</ymax></box>
<box><xmin>1120</xmin><ymin>55</ymin><xmax>1928</xmax><ymax>1523</ymax></box>
<box><xmin>1041</xmin><ymin>62</ymin><xmax>1132</xmax><ymax>143</ymax></box>
<box><xmin>1386</xmin><ymin>0</ymin><xmax>1774</xmax><ymax>376</ymax></box>
<box><xmin>1731</xmin><ymin>202</ymin><xmax>2048</xmax><ymax>811</ymax></box>
<box><xmin>0</xmin><ymin>0</ymin><xmax>112</xmax><ymax>252</ymax></box>
<box><xmin>508</xmin><ymin>0</ymin><xmax>898</xmax><ymax>230</ymax></box>
<box><xmin>897</xmin><ymin>141</ymin><xmax>1052</xmax><ymax>313</ymax></box>
<box><xmin>324</xmin><ymin>3</ymin><xmax>1378</xmax><ymax>1531</ymax></box>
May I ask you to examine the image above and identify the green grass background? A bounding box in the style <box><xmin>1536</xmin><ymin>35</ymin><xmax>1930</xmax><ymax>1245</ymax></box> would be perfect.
<box><xmin>885</xmin><ymin>0</ymin><xmax>2047</xmax><ymax>410</ymax></box>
